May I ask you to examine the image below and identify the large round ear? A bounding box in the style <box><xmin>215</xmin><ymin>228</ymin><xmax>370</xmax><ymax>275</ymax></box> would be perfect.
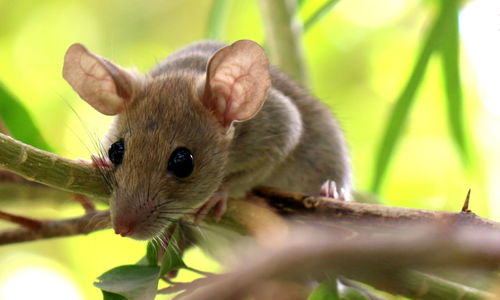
<box><xmin>201</xmin><ymin>40</ymin><xmax>271</xmax><ymax>130</ymax></box>
<box><xmin>63</xmin><ymin>43</ymin><xmax>144</xmax><ymax>116</ymax></box>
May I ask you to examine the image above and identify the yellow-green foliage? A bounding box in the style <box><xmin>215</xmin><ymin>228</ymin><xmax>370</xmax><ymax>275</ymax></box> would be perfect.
<box><xmin>0</xmin><ymin>0</ymin><xmax>496</xmax><ymax>299</ymax></box>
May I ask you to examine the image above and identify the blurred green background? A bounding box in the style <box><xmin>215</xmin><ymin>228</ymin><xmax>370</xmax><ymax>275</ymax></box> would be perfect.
<box><xmin>1</xmin><ymin>0</ymin><xmax>499</xmax><ymax>299</ymax></box>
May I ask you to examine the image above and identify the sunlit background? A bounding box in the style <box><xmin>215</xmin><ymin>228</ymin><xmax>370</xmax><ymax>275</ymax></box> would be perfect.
<box><xmin>0</xmin><ymin>0</ymin><xmax>499</xmax><ymax>298</ymax></box>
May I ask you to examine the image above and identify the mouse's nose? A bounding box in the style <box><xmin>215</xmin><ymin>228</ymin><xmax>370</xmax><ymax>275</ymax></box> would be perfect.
<box><xmin>114</xmin><ymin>221</ymin><xmax>135</xmax><ymax>237</ymax></box>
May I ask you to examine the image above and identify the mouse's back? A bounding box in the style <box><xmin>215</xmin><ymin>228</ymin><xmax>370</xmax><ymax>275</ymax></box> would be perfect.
<box><xmin>63</xmin><ymin>39</ymin><xmax>351</xmax><ymax>240</ymax></box>
<box><xmin>150</xmin><ymin>40</ymin><xmax>351</xmax><ymax>198</ymax></box>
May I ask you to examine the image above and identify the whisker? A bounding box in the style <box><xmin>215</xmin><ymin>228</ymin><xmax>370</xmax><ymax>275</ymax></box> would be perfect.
<box><xmin>158</xmin><ymin>210</ymin><xmax>209</xmax><ymax>217</ymax></box>
<box><xmin>156</xmin><ymin>216</ymin><xmax>215</xmax><ymax>232</ymax></box>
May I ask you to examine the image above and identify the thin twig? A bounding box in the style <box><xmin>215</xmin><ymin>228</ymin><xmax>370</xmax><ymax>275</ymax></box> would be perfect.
<box><xmin>73</xmin><ymin>194</ymin><xmax>96</xmax><ymax>214</ymax></box>
<box><xmin>0</xmin><ymin>210</ymin><xmax>110</xmax><ymax>245</ymax></box>
<box><xmin>0</xmin><ymin>210</ymin><xmax>42</xmax><ymax>230</ymax></box>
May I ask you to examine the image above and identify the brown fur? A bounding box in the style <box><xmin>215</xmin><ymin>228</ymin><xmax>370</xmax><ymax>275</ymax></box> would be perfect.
<box><xmin>71</xmin><ymin>41</ymin><xmax>351</xmax><ymax>240</ymax></box>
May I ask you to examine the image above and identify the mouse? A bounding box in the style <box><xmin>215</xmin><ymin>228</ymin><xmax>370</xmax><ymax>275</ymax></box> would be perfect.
<box><xmin>62</xmin><ymin>39</ymin><xmax>352</xmax><ymax>240</ymax></box>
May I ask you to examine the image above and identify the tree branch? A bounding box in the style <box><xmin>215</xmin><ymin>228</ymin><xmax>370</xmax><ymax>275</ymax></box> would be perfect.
<box><xmin>252</xmin><ymin>186</ymin><xmax>499</xmax><ymax>229</ymax></box>
<box><xmin>176</xmin><ymin>224</ymin><xmax>498</xmax><ymax>300</ymax></box>
<box><xmin>0</xmin><ymin>133</ymin><xmax>109</xmax><ymax>198</ymax></box>
<box><xmin>1</xmin><ymin>133</ymin><xmax>499</xmax><ymax>299</ymax></box>
<box><xmin>0</xmin><ymin>139</ymin><xmax>498</xmax><ymax>244</ymax></box>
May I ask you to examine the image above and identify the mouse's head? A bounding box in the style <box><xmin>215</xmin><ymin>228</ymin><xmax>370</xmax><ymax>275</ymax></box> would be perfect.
<box><xmin>62</xmin><ymin>40</ymin><xmax>271</xmax><ymax>240</ymax></box>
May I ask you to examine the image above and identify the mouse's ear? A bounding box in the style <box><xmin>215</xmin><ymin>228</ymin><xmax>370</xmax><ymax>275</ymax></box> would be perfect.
<box><xmin>202</xmin><ymin>40</ymin><xmax>271</xmax><ymax>130</ymax></box>
<box><xmin>63</xmin><ymin>43</ymin><xmax>144</xmax><ymax>116</ymax></box>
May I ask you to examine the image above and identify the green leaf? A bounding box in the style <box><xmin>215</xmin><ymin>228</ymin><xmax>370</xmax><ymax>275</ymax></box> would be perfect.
<box><xmin>159</xmin><ymin>232</ymin><xmax>186</xmax><ymax>277</ymax></box>
<box><xmin>340</xmin><ymin>287</ymin><xmax>369</xmax><ymax>300</ymax></box>
<box><xmin>0</xmin><ymin>82</ymin><xmax>52</xmax><ymax>151</ymax></box>
<box><xmin>206</xmin><ymin>0</ymin><xmax>230</xmax><ymax>40</ymax></box>
<box><xmin>308</xmin><ymin>278</ymin><xmax>340</xmax><ymax>300</ymax></box>
<box><xmin>102</xmin><ymin>291</ymin><xmax>127</xmax><ymax>300</ymax></box>
<box><xmin>439</xmin><ymin>0</ymin><xmax>470</xmax><ymax>166</ymax></box>
<box><xmin>303</xmin><ymin>0</ymin><xmax>341</xmax><ymax>31</ymax></box>
<box><xmin>135</xmin><ymin>256</ymin><xmax>148</xmax><ymax>266</ymax></box>
<box><xmin>146</xmin><ymin>240</ymin><xmax>159</xmax><ymax>266</ymax></box>
<box><xmin>370</xmin><ymin>2</ymin><xmax>452</xmax><ymax>193</ymax></box>
<box><xmin>94</xmin><ymin>265</ymin><xmax>160</xmax><ymax>300</ymax></box>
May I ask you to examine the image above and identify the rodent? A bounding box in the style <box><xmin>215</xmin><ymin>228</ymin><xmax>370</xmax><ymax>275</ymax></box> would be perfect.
<box><xmin>62</xmin><ymin>39</ymin><xmax>352</xmax><ymax>240</ymax></box>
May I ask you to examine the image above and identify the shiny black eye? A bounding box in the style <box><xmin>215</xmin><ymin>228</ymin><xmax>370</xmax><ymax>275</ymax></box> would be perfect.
<box><xmin>168</xmin><ymin>147</ymin><xmax>194</xmax><ymax>178</ymax></box>
<box><xmin>108</xmin><ymin>139</ymin><xmax>125</xmax><ymax>166</ymax></box>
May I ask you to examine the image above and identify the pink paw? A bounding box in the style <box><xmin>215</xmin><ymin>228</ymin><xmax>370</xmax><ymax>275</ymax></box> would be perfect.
<box><xmin>320</xmin><ymin>180</ymin><xmax>346</xmax><ymax>201</ymax></box>
<box><xmin>76</xmin><ymin>155</ymin><xmax>112</xmax><ymax>169</ymax></box>
<box><xmin>91</xmin><ymin>155</ymin><xmax>112</xmax><ymax>169</ymax></box>
<box><xmin>194</xmin><ymin>186</ymin><xmax>228</xmax><ymax>223</ymax></box>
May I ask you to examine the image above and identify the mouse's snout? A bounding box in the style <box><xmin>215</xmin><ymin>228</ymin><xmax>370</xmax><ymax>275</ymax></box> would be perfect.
<box><xmin>111</xmin><ymin>203</ymin><xmax>142</xmax><ymax>238</ymax></box>
<box><xmin>110</xmin><ymin>193</ymin><xmax>164</xmax><ymax>240</ymax></box>
<box><xmin>114</xmin><ymin>220</ymin><xmax>135</xmax><ymax>237</ymax></box>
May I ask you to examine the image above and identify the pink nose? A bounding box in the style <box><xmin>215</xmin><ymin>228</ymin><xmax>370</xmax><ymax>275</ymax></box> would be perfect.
<box><xmin>114</xmin><ymin>222</ymin><xmax>135</xmax><ymax>237</ymax></box>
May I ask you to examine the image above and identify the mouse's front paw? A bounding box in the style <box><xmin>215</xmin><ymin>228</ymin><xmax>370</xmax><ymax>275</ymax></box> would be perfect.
<box><xmin>76</xmin><ymin>155</ymin><xmax>112</xmax><ymax>169</ymax></box>
<box><xmin>194</xmin><ymin>186</ymin><xmax>228</xmax><ymax>223</ymax></box>
<box><xmin>320</xmin><ymin>179</ymin><xmax>348</xmax><ymax>201</ymax></box>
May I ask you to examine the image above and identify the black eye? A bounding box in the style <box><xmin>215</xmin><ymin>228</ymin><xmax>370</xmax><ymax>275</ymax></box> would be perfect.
<box><xmin>168</xmin><ymin>147</ymin><xmax>194</xmax><ymax>178</ymax></box>
<box><xmin>108</xmin><ymin>139</ymin><xmax>125</xmax><ymax>166</ymax></box>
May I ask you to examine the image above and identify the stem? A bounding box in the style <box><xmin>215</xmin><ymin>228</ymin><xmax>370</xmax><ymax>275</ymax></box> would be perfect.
<box><xmin>258</xmin><ymin>0</ymin><xmax>308</xmax><ymax>86</ymax></box>
<box><xmin>206</xmin><ymin>0</ymin><xmax>230</xmax><ymax>40</ymax></box>
<box><xmin>303</xmin><ymin>0</ymin><xmax>341</xmax><ymax>31</ymax></box>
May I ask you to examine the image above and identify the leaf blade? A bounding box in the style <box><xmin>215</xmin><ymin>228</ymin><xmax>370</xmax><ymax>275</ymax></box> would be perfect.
<box><xmin>340</xmin><ymin>287</ymin><xmax>370</xmax><ymax>300</ymax></box>
<box><xmin>370</xmin><ymin>3</ymin><xmax>451</xmax><ymax>193</ymax></box>
<box><xmin>159</xmin><ymin>230</ymin><xmax>186</xmax><ymax>278</ymax></box>
<box><xmin>439</xmin><ymin>0</ymin><xmax>470</xmax><ymax>166</ymax></box>
<box><xmin>303</xmin><ymin>0</ymin><xmax>341</xmax><ymax>31</ymax></box>
<box><xmin>146</xmin><ymin>240</ymin><xmax>159</xmax><ymax>266</ymax></box>
<box><xmin>102</xmin><ymin>291</ymin><xmax>127</xmax><ymax>300</ymax></box>
<box><xmin>94</xmin><ymin>265</ymin><xmax>160</xmax><ymax>300</ymax></box>
<box><xmin>308</xmin><ymin>278</ymin><xmax>340</xmax><ymax>300</ymax></box>
<box><xmin>0</xmin><ymin>82</ymin><xmax>52</xmax><ymax>151</ymax></box>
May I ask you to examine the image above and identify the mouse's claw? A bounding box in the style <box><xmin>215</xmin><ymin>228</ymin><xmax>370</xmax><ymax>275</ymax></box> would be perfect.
<box><xmin>320</xmin><ymin>179</ymin><xmax>347</xmax><ymax>201</ymax></box>
<box><xmin>194</xmin><ymin>185</ymin><xmax>228</xmax><ymax>223</ymax></box>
